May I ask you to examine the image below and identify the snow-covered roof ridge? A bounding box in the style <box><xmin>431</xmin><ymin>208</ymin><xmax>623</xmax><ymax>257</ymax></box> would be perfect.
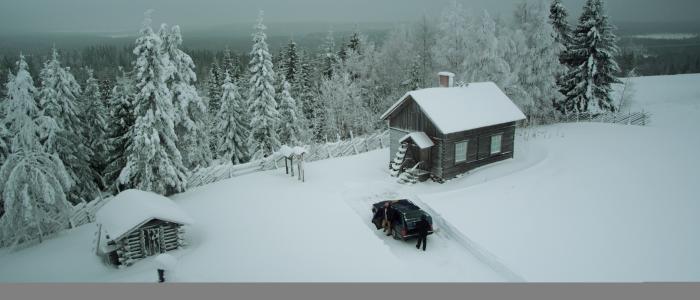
<box><xmin>96</xmin><ymin>189</ymin><xmax>194</xmax><ymax>242</ymax></box>
<box><xmin>381</xmin><ymin>82</ymin><xmax>526</xmax><ymax>134</ymax></box>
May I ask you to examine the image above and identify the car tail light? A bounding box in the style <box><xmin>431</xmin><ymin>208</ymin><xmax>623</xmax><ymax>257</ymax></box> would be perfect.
<box><xmin>401</xmin><ymin>228</ymin><xmax>407</xmax><ymax>237</ymax></box>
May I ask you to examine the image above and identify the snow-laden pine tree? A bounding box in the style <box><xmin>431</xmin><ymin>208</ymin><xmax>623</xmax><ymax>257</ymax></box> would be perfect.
<box><xmin>0</xmin><ymin>55</ymin><xmax>73</xmax><ymax>247</ymax></box>
<box><xmin>280</xmin><ymin>40</ymin><xmax>299</xmax><ymax>84</ymax></box>
<box><xmin>4</xmin><ymin>56</ymin><xmax>42</xmax><ymax>156</ymax></box>
<box><xmin>464</xmin><ymin>10</ymin><xmax>511</xmax><ymax>88</ymax></box>
<box><xmin>293</xmin><ymin>50</ymin><xmax>317</xmax><ymax>123</ymax></box>
<box><xmin>247</xmin><ymin>11</ymin><xmax>280</xmax><ymax>159</ymax></box>
<box><xmin>222</xmin><ymin>47</ymin><xmax>240</xmax><ymax>79</ymax></box>
<box><xmin>407</xmin><ymin>54</ymin><xmax>423</xmax><ymax>90</ymax></box>
<box><xmin>549</xmin><ymin>0</ymin><xmax>573</xmax><ymax>64</ymax></box>
<box><xmin>103</xmin><ymin>68</ymin><xmax>135</xmax><ymax>193</ymax></box>
<box><xmin>560</xmin><ymin>0</ymin><xmax>621</xmax><ymax>113</ymax></box>
<box><xmin>277</xmin><ymin>79</ymin><xmax>303</xmax><ymax>146</ymax></box>
<box><xmin>432</xmin><ymin>0</ymin><xmax>471</xmax><ymax>75</ymax></box>
<box><xmin>206</xmin><ymin>62</ymin><xmax>224</xmax><ymax>116</ymax></box>
<box><xmin>0</xmin><ymin>71</ymin><xmax>13</xmax><ymax>166</ymax></box>
<box><xmin>319</xmin><ymin>30</ymin><xmax>338</xmax><ymax>79</ymax></box>
<box><xmin>99</xmin><ymin>79</ymin><xmax>113</xmax><ymax>105</ymax></box>
<box><xmin>81</xmin><ymin>68</ymin><xmax>108</xmax><ymax>187</ymax></box>
<box><xmin>162</xmin><ymin>24</ymin><xmax>211</xmax><ymax>171</ymax></box>
<box><xmin>216</xmin><ymin>74</ymin><xmax>249</xmax><ymax>165</ymax></box>
<box><xmin>38</xmin><ymin>48</ymin><xmax>98</xmax><ymax>203</ymax></box>
<box><xmin>414</xmin><ymin>14</ymin><xmax>436</xmax><ymax>88</ymax></box>
<box><xmin>118</xmin><ymin>11</ymin><xmax>187</xmax><ymax>195</ymax></box>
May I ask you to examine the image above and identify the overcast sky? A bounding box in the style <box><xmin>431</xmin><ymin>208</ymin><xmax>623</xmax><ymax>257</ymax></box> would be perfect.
<box><xmin>0</xmin><ymin>0</ymin><xmax>698</xmax><ymax>34</ymax></box>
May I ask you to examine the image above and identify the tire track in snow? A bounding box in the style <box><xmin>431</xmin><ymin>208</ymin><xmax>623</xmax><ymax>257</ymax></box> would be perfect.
<box><xmin>410</xmin><ymin>195</ymin><xmax>527</xmax><ymax>282</ymax></box>
<box><xmin>340</xmin><ymin>182</ymin><xmax>525</xmax><ymax>282</ymax></box>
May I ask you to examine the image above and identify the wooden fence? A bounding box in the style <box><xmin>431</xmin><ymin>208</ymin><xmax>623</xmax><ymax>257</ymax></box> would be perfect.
<box><xmin>187</xmin><ymin>130</ymin><xmax>390</xmax><ymax>188</ymax></box>
<box><xmin>521</xmin><ymin>110</ymin><xmax>652</xmax><ymax>127</ymax></box>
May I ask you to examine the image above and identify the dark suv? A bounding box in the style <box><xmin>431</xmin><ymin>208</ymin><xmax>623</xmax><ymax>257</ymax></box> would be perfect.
<box><xmin>371</xmin><ymin>199</ymin><xmax>434</xmax><ymax>241</ymax></box>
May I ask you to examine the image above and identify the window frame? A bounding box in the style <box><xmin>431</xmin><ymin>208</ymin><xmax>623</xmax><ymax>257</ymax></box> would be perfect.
<box><xmin>454</xmin><ymin>140</ymin><xmax>469</xmax><ymax>164</ymax></box>
<box><xmin>490</xmin><ymin>133</ymin><xmax>503</xmax><ymax>155</ymax></box>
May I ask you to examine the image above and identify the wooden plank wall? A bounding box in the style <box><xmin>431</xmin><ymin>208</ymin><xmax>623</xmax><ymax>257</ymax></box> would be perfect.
<box><xmin>388</xmin><ymin>97</ymin><xmax>440</xmax><ymax>137</ymax></box>
<box><xmin>441</xmin><ymin>122</ymin><xmax>517</xmax><ymax>180</ymax></box>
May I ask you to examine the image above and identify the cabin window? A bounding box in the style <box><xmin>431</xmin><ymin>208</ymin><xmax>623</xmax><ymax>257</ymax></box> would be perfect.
<box><xmin>490</xmin><ymin>134</ymin><xmax>502</xmax><ymax>154</ymax></box>
<box><xmin>455</xmin><ymin>140</ymin><xmax>468</xmax><ymax>163</ymax></box>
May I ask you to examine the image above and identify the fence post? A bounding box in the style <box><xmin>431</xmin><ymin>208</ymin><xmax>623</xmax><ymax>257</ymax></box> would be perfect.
<box><xmin>628</xmin><ymin>111</ymin><xmax>632</xmax><ymax>125</ymax></box>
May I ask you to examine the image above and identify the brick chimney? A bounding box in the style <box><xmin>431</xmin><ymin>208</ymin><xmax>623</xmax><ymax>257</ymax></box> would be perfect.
<box><xmin>438</xmin><ymin>71</ymin><xmax>455</xmax><ymax>88</ymax></box>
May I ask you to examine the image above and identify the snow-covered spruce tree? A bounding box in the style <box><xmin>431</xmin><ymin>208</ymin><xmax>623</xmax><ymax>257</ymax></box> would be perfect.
<box><xmin>0</xmin><ymin>55</ymin><xmax>73</xmax><ymax>247</ymax></box>
<box><xmin>4</xmin><ymin>56</ymin><xmax>42</xmax><ymax>158</ymax></box>
<box><xmin>118</xmin><ymin>11</ymin><xmax>187</xmax><ymax>195</ymax></box>
<box><xmin>162</xmin><ymin>24</ymin><xmax>211</xmax><ymax>170</ymax></box>
<box><xmin>38</xmin><ymin>48</ymin><xmax>98</xmax><ymax>203</ymax></box>
<box><xmin>549</xmin><ymin>0</ymin><xmax>573</xmax><ymax>64</ymax></box>
<box><xmin>560</xmin><ymin>0</ymin><xmax>621</xmax><ymax>113</ymax></box>
<box><xmin>247</xmin><ymin>11</ymin><xmax>280</xmax><ymax>160</ymax></box>
<box><xmin>103</xmin><ymin>68</ymin><xmax>135</xmax><ymax>193</ymax></box>
<box><xmin>407</xmin><ymin>54</ymin><xmax>423</xmax><ymax>90</ymax></box>
<box><xmin>206</xmin><ymin>61</ymin><xmax>224</xmax><ymax>116</ymax></box>
<box><xmin>464</xmin><ymin>10</ymin><xmax>511</xmax><ymax>89</ymax></box>
<box><xmin>318</xmin><ymin>30</ymin><xmax>338</xmax><ymax>79</ymax></box>
<box><xmin>432</xmin><ymin>0</ymin><xmax>471</xmax><ymax>75</ymax></box>
<box><xmin>222</xmin><ymin>47</ymin><xmax>240</xmax><ymax>79</ymax></box>
<box><xmin>81</xmin><ymin>68</ymin><xmax>109</xmax><ymax>187</ymax></box>
<box><xmin>414</xmin><ymin>14</ymin><xmax>436</xmax><ymax>88</ymax></box>
<box><xmin>216</xmin><ymin>74</ymin><xmax>249</xmax><ymax>165</ymax></box>
<box><xmin>280</xmin><ymin>39</ymin><xmax>299</xmax><ymax>84</ymax></box>
<box><xmin>347</xmin><ymin>31</ymin><xmax>362</xmax><ymax>54</ymax></box>
<box><xmin>0</xmin><ymin>71</ymin><xmax>13</xmax><ymax>167</ymax></box>
<box><xmin>277</xmin><ymin>79</ymin><xmax>303</xmax><ymax>146</ymax></box>
<box><xmin>99</xmin><ymin>79</ymin><xmax>112</xmax><ymax>105</ymax></box>
<box><xmin>293</xmin><ymin>50</ymin><xmax>318</xmax><ymax>124</ymax></box>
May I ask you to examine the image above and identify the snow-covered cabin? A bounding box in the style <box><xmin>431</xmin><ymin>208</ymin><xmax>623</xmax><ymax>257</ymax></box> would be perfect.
<box><xmin>95</xmin><ymin>189</ymin><xmax>193</xmax><ymax>267</ymax></box>
<box><xmin>381</xmin><ymin>72</ymin><xmax>526</xmax><ymax>182</ymax></box>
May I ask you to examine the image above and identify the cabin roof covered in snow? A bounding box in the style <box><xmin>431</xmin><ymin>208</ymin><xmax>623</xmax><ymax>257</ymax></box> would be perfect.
<box><xmin>96</xmin><ymin>189</ymin><xmax>193</xmax><ymax>242</ymax></box>
<box><xmin>399</xmin><ymin>132</ymin><xmax>435</xmax><ymax>149</ymax></box>
<box><xmin>380</xmin><ymin>82</ymin><xmax>526</xmax><ymax>134</ymax></box>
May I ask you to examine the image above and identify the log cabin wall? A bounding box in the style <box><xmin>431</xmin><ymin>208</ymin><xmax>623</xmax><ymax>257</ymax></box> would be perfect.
<box><xmin>113</xmin><ymin>220</ymin><xmax>185</xmax><ymax>267</ymax></box>
<box><xmin>440</xmin><ymin>122</ymin><xmax>517</xmax><ymax>180</ymax></box>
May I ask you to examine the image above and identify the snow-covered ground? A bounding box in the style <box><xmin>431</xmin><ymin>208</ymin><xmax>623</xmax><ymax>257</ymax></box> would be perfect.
<box><xmin>0</xmin><ymin>74</ymin><xmax>699</xmax><ymax>282</ymax></box>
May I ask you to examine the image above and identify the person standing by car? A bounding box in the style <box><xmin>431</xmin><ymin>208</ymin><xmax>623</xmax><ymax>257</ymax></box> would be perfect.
<box><xmin>381</xmin><ymin>202</ymin><xmax>392</xmax><ymax>234</ymax></box>
<box><xmin>385</xmin><ymin>204</ymin><xmax>399</xmax><ymax>236</ymax></box>
<box><xmin>415</xmin><ymin>215</ymin><xmax>430</xmax><ymax>251</ymax></box>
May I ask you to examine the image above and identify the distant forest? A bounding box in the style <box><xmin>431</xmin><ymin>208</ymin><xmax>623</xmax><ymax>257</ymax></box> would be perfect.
<box><xmin>1</xmin><ymin>22</ymin><xmax>699</xmax><ymax>94</ymax></box>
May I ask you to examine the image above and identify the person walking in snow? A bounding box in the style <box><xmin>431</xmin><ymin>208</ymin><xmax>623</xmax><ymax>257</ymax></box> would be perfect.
<box><xmin>415</xmin><ymin>215</ymin><xmax>430</xmax><ymax>251</ymax></box>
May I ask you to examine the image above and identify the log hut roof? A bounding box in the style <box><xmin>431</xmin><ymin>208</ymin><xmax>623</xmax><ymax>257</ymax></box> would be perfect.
<box><xmin>96</xmin><ymin>189</ymin><xmax>194</xmax><ymax>242</ymax></box>
<box><xmin>399</xmin><ymin>132</ymin><xmax>435</xmax><ymax>149</ymax></box>
<box><xmin>380</xmin><ymin>82</ymin><xmax>526</xmax><ymax>134</ymax></box>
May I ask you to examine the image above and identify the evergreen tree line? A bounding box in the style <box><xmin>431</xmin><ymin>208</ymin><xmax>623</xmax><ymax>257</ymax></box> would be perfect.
<box><xmin>0</xmin><ymin>0</ymin><xmax>622</xmax><ymax>246</ymax></box>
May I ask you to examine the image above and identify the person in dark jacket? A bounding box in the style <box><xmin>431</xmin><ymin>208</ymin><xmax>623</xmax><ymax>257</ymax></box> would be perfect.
<box><xmin>415</xmin><ymin>215</ymin><xmax>430</xmax><ymax>251</ymax></box>
<box><xmin>372</xmin><ymin>206</ymin><xmax>384</xmax><ymax>230</ymax></box>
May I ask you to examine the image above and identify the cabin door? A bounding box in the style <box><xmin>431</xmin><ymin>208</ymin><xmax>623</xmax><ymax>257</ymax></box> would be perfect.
<box><xmin>142</xmin><ymin>227</ymin><xmax>165</xmax><ymax>256</ymax></box>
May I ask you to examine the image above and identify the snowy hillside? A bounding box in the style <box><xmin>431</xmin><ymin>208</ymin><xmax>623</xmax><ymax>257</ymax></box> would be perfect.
<box><xmin>0</xmin><ymin>74</ymin><xmax>699</xmax><ymax>282</ymax></box>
